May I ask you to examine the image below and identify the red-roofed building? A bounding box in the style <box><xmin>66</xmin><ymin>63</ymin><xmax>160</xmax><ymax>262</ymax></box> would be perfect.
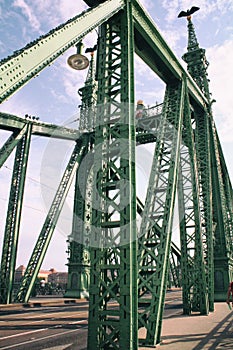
<box><xmin>14</xmin><ymin>266</ymin><xmax>67</xmax><ymax>285</ymax></box>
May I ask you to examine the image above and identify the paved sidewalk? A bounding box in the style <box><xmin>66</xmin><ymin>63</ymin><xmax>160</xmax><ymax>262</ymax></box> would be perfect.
<box><xmin>1</xmin><ymin>299</ymin><xmax>232</xmax><ymax>349</ymax></box>
<box><xmin>140</xmin><ymin>302</ymin><xmax>233</xmax><ymax>349</ymax></box>
<box><xmin>0</xmin><ymin>297</ymin><xmax>82</xmax><ymax>312</ymax></box>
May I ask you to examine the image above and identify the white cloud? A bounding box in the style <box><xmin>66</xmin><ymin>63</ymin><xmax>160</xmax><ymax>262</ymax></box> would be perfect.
<box><xmin>161</xmin><ymin>0</ymin><xmax>179</xmax><ymax>22</ymax></box>
<box><xmin>161</xmin><ymin>0</ymin><xmax>233</xmax><ymax>22</ymax></box>
<box><xmin>13</xmin><ymin>0</ymin><xmax>41</xmax><ymax>32</ymax></box>
<box><xmin>140</xmin><ymin>0</ymin><xmax>155</xmax><ymax>10</ymax></box>
<box><xmin>0</xmin><ymin>93</ymin><xmax>34</xmax><ymax>118</ymax></box>
<box><xmin>207</xmin><ymin>40</ymin><xmax>233</xmax><ymax>141</ymax></box>
<box><xmin>57</xmin><ymin>0</ymin><xmax>87</xmax><ymax>21</ymax></box>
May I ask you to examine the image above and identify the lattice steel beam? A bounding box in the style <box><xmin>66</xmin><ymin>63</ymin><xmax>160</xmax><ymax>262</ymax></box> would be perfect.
<box><xmin>0</xmin><ymin>125</ymin><xmax>29</xmax><ymax>168</ymax></box>
<box><xmin>178</xmin><ymin>80</ymin><xmax>209</xmax><ymax>315</ymax></box>
<box><xmin>87</xmin><ymin>3</ymin><xmax>138</xmax><ymax>348</ymax></box>
<box><xmin>0</xmin><ymin>123</ymin><xmax>32</xmax><ymax>304</ymax></box>
<box><xmin>182</xmin><ymin>15</ymin><xmax>232</xmax><ymax>303</ymax></box>
<box><xmin>138</xmin><ymin>81</ymin><xmax>184</xmax><ymax>346</ymax></box>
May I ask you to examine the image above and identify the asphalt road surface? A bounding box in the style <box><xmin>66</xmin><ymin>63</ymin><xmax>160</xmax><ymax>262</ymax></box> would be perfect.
<box><xmin>0</xmin><ymin>290</ymin><xmax>182</xmax><ymax>350</ymax></box>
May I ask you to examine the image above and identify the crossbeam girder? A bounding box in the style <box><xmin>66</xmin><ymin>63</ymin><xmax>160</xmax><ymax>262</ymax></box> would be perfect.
<box><xmin>0</xmin><ymin>0</ymin><xmax>125</xmax><ymax>103</ymax></box>
<box><xmin>0</xmin><ymin>0</ymin><xmax>208</xmax><ymax>111</ymax></box>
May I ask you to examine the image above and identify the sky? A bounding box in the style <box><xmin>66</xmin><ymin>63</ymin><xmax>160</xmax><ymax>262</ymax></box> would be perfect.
<box><xmin>0</xmin><ymin>0</ymin><xmax>233</xmax><ymax>271</ymax></box>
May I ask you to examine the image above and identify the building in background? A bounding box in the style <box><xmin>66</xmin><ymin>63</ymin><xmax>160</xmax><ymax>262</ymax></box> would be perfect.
<box><xmin>14</xmin><ymin>266</ymin><xmax>68</xmax><ymax>294</ymax></box>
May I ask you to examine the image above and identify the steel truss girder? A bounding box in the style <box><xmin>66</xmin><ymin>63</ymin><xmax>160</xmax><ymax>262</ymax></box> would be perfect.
<box><xmin>210</xmin><ymin>121</ymin><xmax>233</xmax><ymax>253</ymax></box>
<box><xmin>0</xmin><ymin>0</ymin><xmax>209</xmax><ymax>111</ymax></box>
<box><xmin>0</xmin><ymin>0</ymin><xmax>125</xmax><ymax>103</ymax></box>
<box><xmin>0</xmin><ymin>123</ymin><xmax>32</xmax><ymax>304</ymax></box>
<box><xmin>0</xmin><ymin>112</ymin><xmax>80</xmax><ymax>141</ymax></box>
<box><xmin>178</xmin><ymin>81</ymin><xmax>209</xmax><ymax>315</ymax></box>
<box><xmin>194</xmin><ymin>109</ymin><xmax>215</xmax><ymax>310</ymax></box>
<box><xmin>67</xmin><ymin>157</ymin><xmax>182</xmax><ymax>298</ymax></box>
<box><xmin>168</xmin><ymin>249</ymin><xmax>181</xmax><ymax>288</ymax></box>
<box><xmin>210</xmin><ymin>118</ymin><xmax>233</xmax><ymax>298</ymax></box>
<box><xmin>182</xmin><ymin>16</ymin><xmax>232</xmax><ymax>302</ymax></box>
<box><xmin>136</xmin><ymin>197</ymin><xmax>182</xmax><ymax>285</ymax></box>
<box><xmin>0</xmin><ymin>125</ymin><xmax>29</xmax><ymax>168</ymax></box>
<box><xmin>216</xmin><ymin>133</ymin><xmax>233</xmax><ymax>254</ymax></box>
<box><xmin>15</xmin><ymin>135</ymin><xmax>89</xmax><ymax>302</ymax></box>
<box><xmin>138</xmin><ymin>81</ymin><xmax>184</xmax><ymax>346</ymax></box>
<box><xmin>131</xmin><ymin>1</ymin><xmax>207</xmax><ymax>107</ymax></box>
<box><xmin>87</xmin><ymin>4</ymin><xmax>138</xmax><ymax>349</ymax></box>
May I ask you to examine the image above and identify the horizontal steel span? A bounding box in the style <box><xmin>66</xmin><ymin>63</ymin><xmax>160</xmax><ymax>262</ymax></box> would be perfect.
<box><xmin>0</xmin><ymin>0</ymin><xmax>208</xmax><ymax>109</ymax></box>
<box><xmin>0</xmin><ymin>112</ymin><xmax>80</xmax><ymax>140</ymax></box>
<box><xmin>132</xmin><ymin>0</ymin><xmax>208</xmax><ymax>107</ymax></box>
<box><xmin>0</xmin><ymin>0</ymin><xmax>125</xmax><ymax>103</ymax></box>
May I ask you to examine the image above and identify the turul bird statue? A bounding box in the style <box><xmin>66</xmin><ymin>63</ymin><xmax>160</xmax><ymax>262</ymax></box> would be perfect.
<box><xmin>178</xmin><ymin>6</ymin><xmax>200</xmax><ymax>18</ymax></box>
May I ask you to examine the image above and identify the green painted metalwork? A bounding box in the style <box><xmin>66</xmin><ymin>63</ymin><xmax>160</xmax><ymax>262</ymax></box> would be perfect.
<box><xmin>216</xmin><ymin>134</ymin><xmax>233</xmax><ymax>252</ymax></box>
<box><xmin>169</xmin><ymin>249</ymin><xmax>181</xmax><ymax>288</ymax></box>
<box><xmin>65</xmin><ymin>134</ymin><xmax>96</xmax><ymax>299</ymax></box>
<box><xmin>136</xmin><ymin>195</ymin><xmax>182</xmax><ymax>289</ymax></box>
<box><xmin>0</xmin><ymin>1</ymin><xmax>209</xmax><ymax>110</ymax></box>
<box><xmin>65</xmin><ymin>143</ymin><xmax>91</xmax><ymax>299</ymax></box>
<box><xmin>177</xmin><ymin>79</ymin><xmax>209</xmax><ymax>315</ymax></box>
<box><xmin>182</xmin><ymin>15</ymin><xmax>233</xmax><ymax>302</ymax></box>
<box><xmin>0</xmin><ymin>1</ymin><xmax>232</xmax><ymax>349</ymax></box>
<box><xmin>182</xmin><ymin>15</ymin><xmax>214</xmax><ymax>310</ymax></box>
<box><xmin>210</xmin><ymin>120</ymin><xmax>233</xmax><ymax>300</ymax></box>
<box><xmin>0</xmin><ymin>112</ymin><xmax>80</xmax><ymax>140</ymax></box>
<box><xmin>0</xmin><ymin>123</ymin><xmax>32</xmax><ymax>304</ymax></box>
<box><xmin>87</xmin><ymin>3</ymin><xmax>138</xmax><ymax>348</ymax></box>
<box><xmin>138</xmin><ymin>81</ymin><xmax>184</xmax><ymax>346</ymax></box>
<box><xmin>0</xmin><ymin>125</ymin><xmax>29</xmax><ymax>168</ymax></box>
<box><xmin>0</xmin><ymin>0</ymin><xmax>125</xmax><ymax>104</ymax></box>
<box><xmin>131</xmin><ymin>1</ymin><xmax>207</xmax><ymax>107</ymax></box>
<box><xmin>15</xmin><ymin>136</ymin><xmax>89</xmax><ymax>302</ymax></box>
<box><xmin>65</xmin><ymin>50</ymin><xmax>97</xmax><ymax>299</ymax></box>
<box><xmin>194</xmin><ymin>108</ymin><xmax>215</xmax><ymax>310</ymax></box>
<box><xmin>78</xmin><ymin>53</ymin><xmax>97</xmax><ymax>131</ymax></box>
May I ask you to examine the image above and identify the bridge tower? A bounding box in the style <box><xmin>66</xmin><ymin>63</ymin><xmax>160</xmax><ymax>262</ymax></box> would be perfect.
<box><xmin>65</xmin><ymin>49</ymin><xmax>97</xmax><ymax>299</ymax></box>
<box><xmin>182</xmin><ymin>14</ymin><xmax>233</xmax><ymax>302</ymax></box>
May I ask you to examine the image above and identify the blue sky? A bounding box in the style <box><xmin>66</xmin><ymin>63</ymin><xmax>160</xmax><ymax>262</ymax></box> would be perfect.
<box><xmin>0</xmin><ymin>0</ymin><xmax>233</xmax><ymax>271</ymax></box>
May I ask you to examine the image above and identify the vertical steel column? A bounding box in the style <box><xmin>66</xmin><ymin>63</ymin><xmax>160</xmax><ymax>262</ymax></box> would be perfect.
<box><xmin>87</xmin><ymin>2</ymin><xmax>137</xmax><ymax>349</ymax></box>
<box><xmin>216</xmin><ymin>135</ymin><xmax>233</xmax><ymax>257</ymax></box>
<box><xmin>178</xmin><ymin>80</ymin><xmax>209</xmax><ymax>315</ymax></box>
<box><xmin>209</xmin><ymin>119</ymin><xmax>233</xmax><ymax>300</ymax></box>
<box><xmin>0</xmin><ymin>123</ymin><xmax>32</xmax><ymax>304</ymax></box>
<box><xmin>194</xmin><ymin>109</ymin><xmax>215</xmax><ymax>310</ymax></box>
<box><xmin>138</xmin><ymin>81</ymin><xmax>184</xmax><ymax>346</ymax></box>
<box><xmin>65</xmin><ymin>141</ymin><xmax>91</xmax><ymax>299</ymax></box>
<box><xmin>66</xmin><ymin>52</ymin><xmax>97</xmax><ymax>299</ymax></box>
<box><xmin>182</xmin><ymin>17</ymin><xmax>215</xmax><ymax>310</ymax></box>
<box><xmin>169</xmin><ymin>249</ymin><xmax>181</xmax><ymax>288</ymax></box>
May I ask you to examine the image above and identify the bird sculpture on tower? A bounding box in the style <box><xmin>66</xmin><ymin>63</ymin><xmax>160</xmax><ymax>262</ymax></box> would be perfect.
<box><xmin>178</xmin><ymin>6</ymin><xmax>200</xmax><ymax>19</ymax></box>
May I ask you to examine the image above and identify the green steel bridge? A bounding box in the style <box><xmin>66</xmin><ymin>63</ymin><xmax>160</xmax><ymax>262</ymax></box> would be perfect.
<box><xmin>0</xmin><ymin>0</ymin><xmax>232</xmax><ymax>348</ymax></box>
